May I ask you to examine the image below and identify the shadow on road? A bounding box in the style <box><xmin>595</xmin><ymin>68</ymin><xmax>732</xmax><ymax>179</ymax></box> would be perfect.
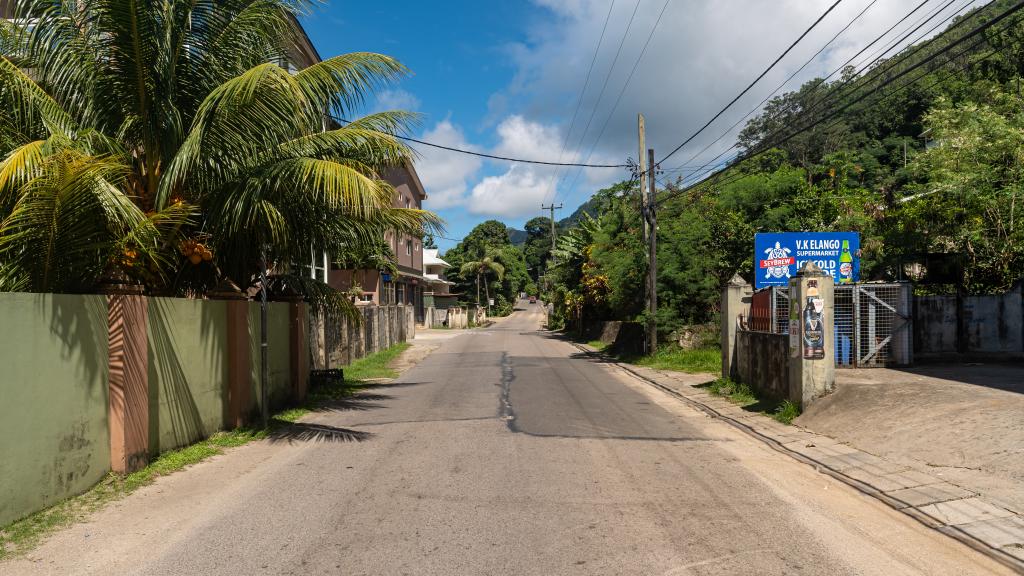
<box><xmin>268</xmin><ymin>381</ymin><xmax>431</xmax><ymax>444</ymax></box>
<box><xmin>313</xmin><ymin>392</ymin><xmax>392</xmax><ymax>413</ymax></box>
<box><xmin>267</xmin><ymin>422</ymin><xmax>373</xmax><ymax>444</ymax></box>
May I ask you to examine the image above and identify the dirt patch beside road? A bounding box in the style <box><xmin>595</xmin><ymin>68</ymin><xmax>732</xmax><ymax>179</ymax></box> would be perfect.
<box><xmin>797</xmin><ymin>364</ymin><xmax>1024</xmax><ymax>513</ymax></box>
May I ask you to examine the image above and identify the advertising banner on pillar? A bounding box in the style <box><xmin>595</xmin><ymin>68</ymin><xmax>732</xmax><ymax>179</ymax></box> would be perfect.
<box><xmin>754</xmin><ymin>232</ymin><xmax>860</xmax><ymax>289</ymax></box>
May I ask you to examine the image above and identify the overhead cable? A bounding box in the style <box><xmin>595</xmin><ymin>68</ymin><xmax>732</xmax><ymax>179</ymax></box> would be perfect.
<box><xmin>655</xmin><ymin>2</ymin><xmax>1024</xmax><ymax>206</ymax></box>
<box><xmin>331</xmin><ymin>116</ymin><xmax>627</xmax><ymax>168</ymax></box>
<box><xmin>540</xmin><ymin>0</ymin><xmax>618</xmax><ymax>204</ymax></box>
<box><xmin>656</xmin><ymin>0</ymin><xmax>846</xmax><ymax>166</ymax></box>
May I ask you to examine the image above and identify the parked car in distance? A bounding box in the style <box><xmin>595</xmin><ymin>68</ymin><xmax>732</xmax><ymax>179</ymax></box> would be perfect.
<box><xmin>529</xmin><ymin>296</ymin><xmax>537</xmax><ymax>304</ymax></box>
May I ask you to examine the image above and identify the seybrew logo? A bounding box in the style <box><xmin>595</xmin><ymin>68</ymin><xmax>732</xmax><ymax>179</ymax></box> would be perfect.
<box><xmin>761</xmin><ymin>242</ymin><xmax>793</xmax><ymax>281</ymax></box>
<box><xmin>760</xmin><ymin>257</ymin><xmax>795</xmax><ymax>268</ymax></box>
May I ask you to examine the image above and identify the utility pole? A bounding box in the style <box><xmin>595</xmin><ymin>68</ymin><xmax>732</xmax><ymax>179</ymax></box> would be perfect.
<box><xmin>638</xmin><ymin>114</ymin><xmax>648</xmax><ymax>243</ymax></box>
<box><xmin>646</xmin><ymin>148</ymin><xmax>658</xmax><ymax>353</ymax></box>
<box><xmin>541</xmin><ymin>203</ymin><xmax>562</xmax><ymax>298</ymax></box>
<box><xmin>541</xmin><ymin>203</ymin><xmax>563</xmax><ymax>251</ymax></box>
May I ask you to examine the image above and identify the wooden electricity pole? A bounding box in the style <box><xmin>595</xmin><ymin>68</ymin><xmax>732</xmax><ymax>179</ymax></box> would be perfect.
<box><xmin>638</xmin><ymin>114</ymin><xmax>648</xmax><ymax>243</ymax></box>
<box><xmin>541</xmin><ymin>202</ymin><xmax>563</xmax><ymax>250</ymax></box>
<box><xmin>646</xmin><ymin>148</ymin><xmax>658</xmax><ymax>353</ymax></box>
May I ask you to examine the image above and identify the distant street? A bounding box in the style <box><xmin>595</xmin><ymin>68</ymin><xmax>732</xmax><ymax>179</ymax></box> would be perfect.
<box><xmin>4</xmin><ymin>302</ymin><xmax>1013</xmax><ymax>576</ymax></box>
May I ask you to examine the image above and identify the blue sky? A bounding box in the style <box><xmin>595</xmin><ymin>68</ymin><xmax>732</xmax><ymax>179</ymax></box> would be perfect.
<box><xmin>301</xmin><ymin>1</ymin><xmax>572</xmax><ymax>251</ymax></box>
<box><xmin>300</xmin><ymin>0</ymin><xmax>953</xmax><ymax>252</ymax></box>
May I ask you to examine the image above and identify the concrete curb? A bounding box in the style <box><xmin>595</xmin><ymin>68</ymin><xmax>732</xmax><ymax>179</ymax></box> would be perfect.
<box><xmin>571</xmin><ymin>343</ymin><xmax>1024</xmax><ymax>574</ymax></box>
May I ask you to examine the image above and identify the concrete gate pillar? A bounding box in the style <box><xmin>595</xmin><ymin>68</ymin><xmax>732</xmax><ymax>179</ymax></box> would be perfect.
<box><xmin>210</xmin><ymin>280</ymin><xmax>251</xmax><ymax>429</ymax></box>
<box><xmin>106</xmin><ymin>293</ymin><xmax>149</xmax><ymax>473</ymax></box>
<box><xmin>289</xmin><ymin>301</ymin><xmax>309</xmax><ymax>403</ymax></box>
<box><xmin>721</xmin><ymin>274</ymin><xmax>752</xmax><ymax>380</ymax></box>
<box><xmin>787</xmin><ymin>262</ymin><xmax>835</xmax><ymax>408</ymax></box>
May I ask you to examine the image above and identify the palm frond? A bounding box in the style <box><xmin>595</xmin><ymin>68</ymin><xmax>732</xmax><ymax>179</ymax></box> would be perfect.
<box><xmin>0</xmin><ymin>56</ymin><xmax>77</xmax><ymax>140</ymax></box>
<box><xmin>269</xmin><ymin>272</ymin><xmax>360</xmax><ymax>324</ymax></box>
<box><xmin>0</xmin><ymin>150</ymin><xmax>141</xmax><ymax>292</ymax></box>
<box><xmin>294</xmin><ymin>52</ymin><xmax>410</xmax><ymax>117</ymax></box>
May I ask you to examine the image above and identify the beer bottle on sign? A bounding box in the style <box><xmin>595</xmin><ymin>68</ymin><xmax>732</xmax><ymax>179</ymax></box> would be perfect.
<box><xmin>839</xmin><ymin>240</ymin><xmax>853</xmax><ymax>284</ymax></box>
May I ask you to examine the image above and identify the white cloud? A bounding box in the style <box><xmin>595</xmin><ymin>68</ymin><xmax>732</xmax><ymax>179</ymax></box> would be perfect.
<box><xmin>413</xmin><ymin>120</ymin><xmax>482</xmax><ymax>210</ymax></box>
<box><xmin>494</xmin><ymin>0</ymin><xmax>946</xmax><ymax>175</ymax></box>
<box><xmin>468</xmin><ymin>115</ymin><xmax>604</xmax><ymax>217</ymax></box>
<box><xmin>371</xmin><ymin>89</ymin><xmax>421</xmax><ymax>113</ymax></box>
<box><xmin>491</xmin><ymin>114</ymin><xmax>564</xmax><ymax>159</ymax></box>
<box><xmin>469</xmin><ymin>165</ymin><xmax>552</xmax><ymax>217</ymax></box>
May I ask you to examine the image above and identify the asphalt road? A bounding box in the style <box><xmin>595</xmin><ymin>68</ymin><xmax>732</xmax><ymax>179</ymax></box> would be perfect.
<box><xmin>4</xmin><ymin>302</ymin><xmax>1014</xmax><ymax>575</ymax></box>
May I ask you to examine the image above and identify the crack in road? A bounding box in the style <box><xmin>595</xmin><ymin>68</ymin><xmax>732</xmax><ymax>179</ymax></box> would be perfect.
<box><xmin>499</xmin><ymin>351</ymin><xmax>517</xmax><ymax>430</ymax></box>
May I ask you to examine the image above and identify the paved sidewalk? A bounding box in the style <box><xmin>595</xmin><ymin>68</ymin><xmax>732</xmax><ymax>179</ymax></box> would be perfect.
<box><xmin>575</xmin><ymin>345</ymin><xmax>1024</xmax><ymax>573</ymax></box>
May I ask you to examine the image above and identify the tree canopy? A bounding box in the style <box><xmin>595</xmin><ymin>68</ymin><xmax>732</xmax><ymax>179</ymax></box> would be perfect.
<box><xmin>0</xmin><ymin>0</ymin><xmax>439</xmax><ymax>312</ymax></box>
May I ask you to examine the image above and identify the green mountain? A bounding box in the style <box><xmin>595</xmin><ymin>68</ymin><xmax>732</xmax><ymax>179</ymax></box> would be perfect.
<box><xmin>507</xmin><ymin>195</ymin><xmax>604</xmax><ymax>245</ymax></box>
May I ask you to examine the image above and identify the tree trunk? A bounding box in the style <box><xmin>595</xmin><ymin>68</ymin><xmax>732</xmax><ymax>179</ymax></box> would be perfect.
<box><xmin>484</xmin><ymin>277</ymin><xmax>490</xmax><ymax>309</ymax></box>
<box><xmin>476</xmin><ymin>272</ymin><xmax>481</xmax><ymax>305</ymax></box>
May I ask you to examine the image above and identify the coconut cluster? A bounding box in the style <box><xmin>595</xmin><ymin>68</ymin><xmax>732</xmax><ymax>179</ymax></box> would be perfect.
<box><xmin>180</xmin><ymin>239</ymin><xmax>214</xmax><ymax>265</ymax></box>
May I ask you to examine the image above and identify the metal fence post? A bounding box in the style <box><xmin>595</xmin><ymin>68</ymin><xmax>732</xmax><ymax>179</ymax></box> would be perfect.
<box><xmin>853</xmin><ymin>285</ymin><xmax>861</xmax><ymax>368</ymax></box>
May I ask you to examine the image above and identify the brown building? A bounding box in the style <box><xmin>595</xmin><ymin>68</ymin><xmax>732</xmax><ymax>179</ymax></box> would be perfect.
<box><xmin>282</xmin><ymin>17</ymin><xmax>429</xmax><ymax>318</ymax></box>
<box><xmin>327</xmin><ymin>161</ymin><xmax>428</xmax><ymax>317</ymax></box>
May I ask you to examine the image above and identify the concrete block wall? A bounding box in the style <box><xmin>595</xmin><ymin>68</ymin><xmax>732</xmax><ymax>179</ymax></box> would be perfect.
<box><xmin>734</xmin><ymin>329</ymin><xmax>789</xmax><ymax>400</ymax></box>
<box><xmin>0</xmin><ymin>293</ymin><xmax>310</xmax><ymax>528</ymax></box>
<box><xmin>147</xmin><ymin>297</ymin><xmax>230</xmax><ymax>454</ymax></box>
<box><xmin>915</xmin><ymin>284</ymin><xmax>1023</xmax><ymax>359</ymax></box>
<box><xmin>0</xmin><ymin>294</ymin><xmax>111</xmax><ymax>527</ymax></box>
<box><xmin>583</xmin><ymin>320</ymin><xmax>646</xmax><ymax>355</ymax></box>
<box><xmin>424</xmin><ymin>306</ymin><xmax>471</xmax><ymax>329</ymax></box>
<box><xmin>325</xmin><ymin>304</ymin><xmax>416</xmax><ymax>367</ymax></box>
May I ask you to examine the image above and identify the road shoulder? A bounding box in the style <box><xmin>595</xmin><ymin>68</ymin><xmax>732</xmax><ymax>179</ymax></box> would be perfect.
<box><xmin>572</xmin><ymin>342</ymin><xmax>1024</xmax><ymax>573</ymax></box>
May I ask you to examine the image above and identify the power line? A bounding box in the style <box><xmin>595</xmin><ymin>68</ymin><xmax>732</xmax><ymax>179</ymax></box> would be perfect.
<box><xmin>330</xmin><ymin>116</ymin><xmax>628</xmax><ymax>168</ymax></box>
<box><xmin>666</xmin><ymin>0</ymin><xmax>953</xmax><ymax>176</ymax></box>
<box><xmin>656</xmin><ymin>2</ymin><xmax>1024</xmax><ymax>206</ymax></box>
<box><xmin>851</xmin><ymin>0</ymin><xmax>958</xmax><ymax>70</ymax></box>
<box><xmin>656</xmin><ymin>0</ymin><xmax>846</xmax><ymax>166</ymax></box>
<box><xmin>540</xmin><ymin>0</ymin><xmax>618</xmax><ymax>205</ymax></box>
<box><xmin>556</xmin><ymin>0</ymin><xmax>672</xmax><ymax>206</ymax></box>
<box><xmin>666</xmin><ymin>0</ymin><xmax>961</xmax><ymax>178</ymax></box>
<box><xmin>666</xmin><ymin>38</ymin><xmax>1005</xmax><ymax>202</ymax></box>
<box><xmin>754</xmin><ymin>0</ymin><xmax>982</xmax><ymax>149</ymax></box>
<box><xmin>667</xmin><ymin>0</ymin><xmax>987</xmax><ymax>185</ymax></box>
<box><xmin>549</xmin><ymin>0</ymin><xmax>643</xmax><ymax>204</ymax></box>
<box><xmin>662</xmin><ymin>0</ymin><xmax>880</xmax><ymax>178</ymax></box>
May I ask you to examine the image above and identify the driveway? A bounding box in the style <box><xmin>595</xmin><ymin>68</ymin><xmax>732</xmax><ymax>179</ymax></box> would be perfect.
<box><xmin>798</xmin><ymin>364</ymin><xmax>1024</xmax><ymax>514</ymax></box>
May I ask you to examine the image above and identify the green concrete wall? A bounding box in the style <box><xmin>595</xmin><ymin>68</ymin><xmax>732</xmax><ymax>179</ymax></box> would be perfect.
<box><xmin>0</xmin><ymin>293</ymin><xmax>110</xmax><ymax>526</ymax></box>
<box><xmin>248</xmin><ymin>302</ymin><xmax>292</xmax><ymax>414</ymax></box>
<box><xmin>147</xmin><ymin>298</ymin><xmax>229</xmax><ymax>453</ymax></box>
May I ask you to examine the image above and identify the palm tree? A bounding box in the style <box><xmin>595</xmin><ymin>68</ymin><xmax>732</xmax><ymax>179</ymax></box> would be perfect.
<box><xmin>0</xmin><ymin>1</ymin><xmax>439</xmax><ymax>302</ymax></box>
<box><xmin>460</xmin><ymin>254</ymin><xmax>504</xmax><ymax>307</ymax></box>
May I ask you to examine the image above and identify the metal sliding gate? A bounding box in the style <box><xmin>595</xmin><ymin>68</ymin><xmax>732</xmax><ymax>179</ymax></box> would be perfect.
<box><xmin>767</xmin><ymin>283</ymin><xmax>913</xmax><ymax>367</ymax></box>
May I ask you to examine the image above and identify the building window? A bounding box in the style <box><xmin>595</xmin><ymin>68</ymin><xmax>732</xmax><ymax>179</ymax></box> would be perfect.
<box><xmin>396</xmin><ymin>282</ymin><xmax>406</xmax><ymax>304</ymax></box>
<box><xmin>406</xmin><ymin>240</ymin><xmax>413</xmax><ymax>255</ymax></box>
<box><xmin>404</xmin><ymin>197</ymin><xmax>411</xmax><ymax>209</ymax></box>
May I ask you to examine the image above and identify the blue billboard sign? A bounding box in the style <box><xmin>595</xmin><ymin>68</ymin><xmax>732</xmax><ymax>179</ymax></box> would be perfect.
<box><xmin>754</xmin><ymin>232</ymin><xmax>860</xmax><ymax>289</ymax></box>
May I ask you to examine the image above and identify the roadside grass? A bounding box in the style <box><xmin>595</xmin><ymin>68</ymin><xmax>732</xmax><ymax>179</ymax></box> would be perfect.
<box><xmin>577</xmin><ymin>340</ymin><xmax>799</xmax><ymax>426</ymax></box>
<box><xmin>627</xmin><ymin>346</ymin><xmax>720</xmax><ymax>374</ymax></box>
<box><xmin>0</xmin><ymin>342</ymin><xmax>410</xmax><ymax>560</ymax></box>
<box><xmin>344</xmin><ymin>342</ymin><xmax>409</xmax><ymax>382</ymax></box>
<box><xmin>569</xmin><ymin>333</ymin><xmax>717</xmax><ymax>374</ymax></box>
<box><xmin>701</xmin><ymin>378</ymin><xmax>801</xmax><ymax>425</ymax></box>
<box><xmin>772</xmin><ymin>400</ymin><xmax>801</xmax><ymax>425</ymax></box>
